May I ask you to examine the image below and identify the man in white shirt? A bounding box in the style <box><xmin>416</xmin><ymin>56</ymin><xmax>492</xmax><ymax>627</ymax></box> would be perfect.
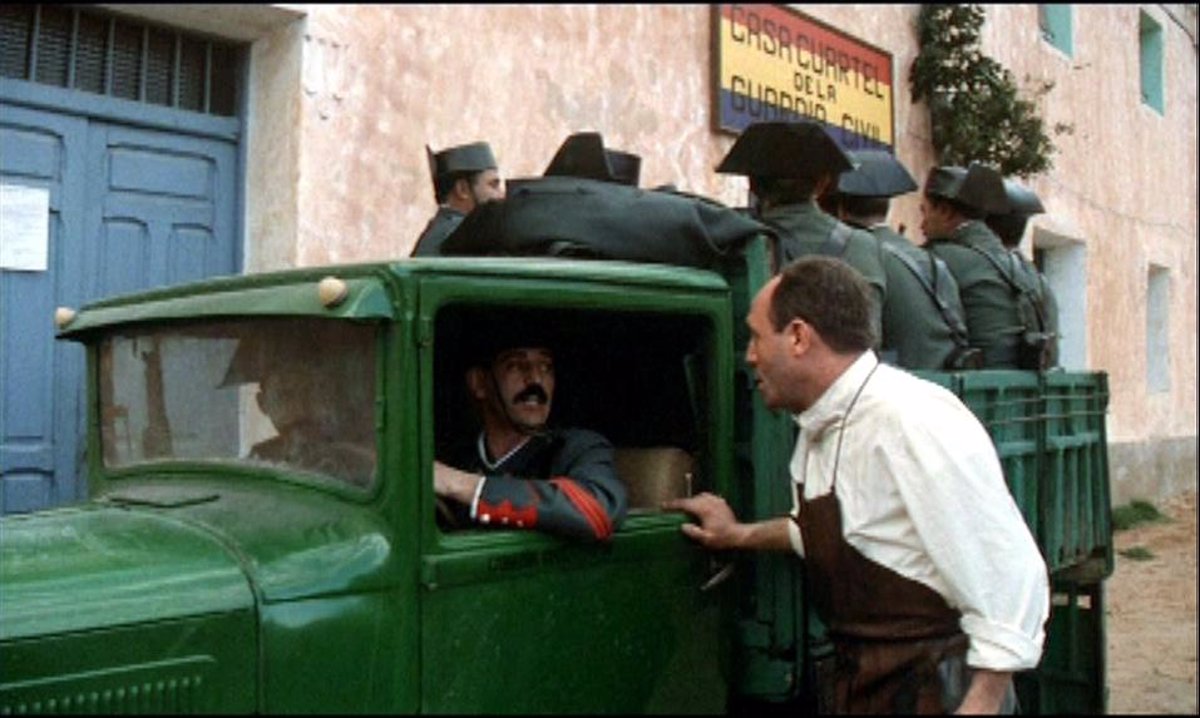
<box><xmin>666</xmin><ymin>256</ymin><xmax>1049</xmax><ymax>714</ymax></box>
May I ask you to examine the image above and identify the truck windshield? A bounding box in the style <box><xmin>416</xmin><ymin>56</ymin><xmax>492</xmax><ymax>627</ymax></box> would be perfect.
<box><xmin>98</xmin><ymin>317</ymin><xmax>378</xmax><ymax>488</ymax></box>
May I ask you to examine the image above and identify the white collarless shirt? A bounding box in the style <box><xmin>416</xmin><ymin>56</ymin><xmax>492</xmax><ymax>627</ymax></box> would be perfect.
<box><xmin>786</xmin><ymin>351</ymin><xmax>1049</xmax><ymax>672</ymax></box>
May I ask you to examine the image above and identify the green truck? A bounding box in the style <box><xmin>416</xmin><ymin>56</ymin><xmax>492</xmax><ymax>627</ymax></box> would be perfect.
<box><xmin>1</xmin><ymin>231</ymin><xmax>1111</xmax><ymax>713</ymax></box>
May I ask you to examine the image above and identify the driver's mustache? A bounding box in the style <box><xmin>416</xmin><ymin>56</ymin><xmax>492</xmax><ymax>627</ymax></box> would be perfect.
<box><xmin>513</xmin><ymin>383</ymin><xmax>549</xmax><ymax>405</ymax></box>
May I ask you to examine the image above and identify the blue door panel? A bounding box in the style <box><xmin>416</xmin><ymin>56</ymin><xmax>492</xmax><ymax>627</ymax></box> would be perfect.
<box><xmin>1</xmin><ymin>99</ymin><xmax>239</xmax><ymax>513</ymax></box>
<box><xmin>169</xmin><ymin>226</ymin><xmax>216</xmax><ymax>286</ymax></box>
<box><xmin>90</xmin><ymin>124</ymin><xmax>236</xmax><ymax>303</ymax></box>
<box><xmin>0</xmin><ymin>126</ymin><xmax>62</xmax><ymax>178</ymax></box>
<box><xmin>109</xmin><ymin>145</ymin><xmax>215</xmax><ymax>198</ymax></box>
<box><xmin>0</xmin><ymin>103</ymin><xmax>87</xmax><ymax>513</ymax></box>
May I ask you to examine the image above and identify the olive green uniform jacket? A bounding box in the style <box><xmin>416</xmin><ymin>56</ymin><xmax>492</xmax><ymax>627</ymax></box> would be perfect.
<box><xmin>1014</xmin><ymin>250</ymin><xmax>1061</xmax><ymax>368</ymax></box>
<box><xmin>763</xmin><ymin>201</ymin><xmax>887</xmax><ymax>344</ymax></box>
<box><xmin>927</xmin><ymin>220</ymin><xmax>1028</xmax><ymax>368</ymax></box>
<box><xmin>868</xmin><ymin>225</ymin><xmax>968</xmax><ymax>370</ymax></box>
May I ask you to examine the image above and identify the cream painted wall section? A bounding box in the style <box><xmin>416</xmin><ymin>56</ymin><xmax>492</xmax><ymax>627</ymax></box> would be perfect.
<box><xmin>246</xmin><ymin>17</ymin><xmax>305</xmax><ymax>273</ymax></box>
<box><xmin>285</xmin><ymin>4</ymin><xmax>937</xmax><ymax>262</ymax></box>
<box><xmin>288</xmin><ymin>5</ymin><xmax>744</xmax><ymax>266</ymax></box>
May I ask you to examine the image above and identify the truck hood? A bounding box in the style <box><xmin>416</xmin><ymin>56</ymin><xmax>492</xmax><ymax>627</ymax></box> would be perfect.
<box><xmin>0</xmin><ymin>504</ymin><xmax>254</xmax><ymax>642</ymax></box>
<box><xmin>95</xmin><ymin>478</ymin><xmax>400</xmax><ymax>603</ymax></box>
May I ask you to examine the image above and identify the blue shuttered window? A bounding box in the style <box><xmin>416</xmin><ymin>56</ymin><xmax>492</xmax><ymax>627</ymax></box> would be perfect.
<box><xmin>0</xmin><ymin>4</ymin><xmax>241</xmax><ymax>117</ymax></box>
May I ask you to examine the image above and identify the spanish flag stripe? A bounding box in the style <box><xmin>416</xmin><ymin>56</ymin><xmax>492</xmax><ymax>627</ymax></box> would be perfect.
<box><xmin>719</xmin><ymin>3</ymin><xmax>892</xmax><ymax>85</ymax></box>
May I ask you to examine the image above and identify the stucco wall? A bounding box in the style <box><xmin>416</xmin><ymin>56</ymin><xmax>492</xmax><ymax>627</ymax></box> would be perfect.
<box><xmin>246</xmin><ymin>17</ymin><xmax>304</xmax><ymax>272</ymax></box>
<box><xmin>280</xmin><ymin>4</ymin><xmax>943</xmax><ymax>261</ymax></box>
<box><xmin>244</xmin><ymin>3</ymin><xmax>1196</xmax><ymax>499</ymax></box>
<box><xmin>286</xmin><ymin>4</ymin><xmax>742</xmax><ymax>266</ymax></box>
<box><xmin>977</xmin><ymin>4</ymin><xmax>1198</xmax><ymax>448</ymax></box>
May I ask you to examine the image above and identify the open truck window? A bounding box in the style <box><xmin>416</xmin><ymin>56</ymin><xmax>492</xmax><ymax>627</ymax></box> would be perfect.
<box><xmin>98</xmin><ymin>317</ymin><xmax>378</xmax><ymax>489</ymax></box>
<box><xmin>432</xmin><ymin>304</ymin><xmax>715</xmax><ymax>527</ymax></box>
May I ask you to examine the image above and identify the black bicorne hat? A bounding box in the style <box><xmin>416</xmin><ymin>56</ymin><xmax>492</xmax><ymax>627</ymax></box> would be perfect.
<box><xmin>836</xmin><ymin>149</ymin><xmax>918</xmax><ymax>198</ymax></box>
<box><xmin>604</xmin><ymin>149</ymin><xmax>641</xmax><ymax>187</ymax></box>
<box><xmin>715</xmin><ymin>121</ymin><xmax>855</xmax><ymax>179</ymax></box>
<box><xmin>924</xmin><ymin>162</ymin><xmax>1009</xmax><ymax>215</ymax></box>
<box><xmin>544</xmin><ymin>132</ymin><xmax>642</xmax><ymax>186</ymax></box>
<box><xmin>995</xmin><ymin>178</ymin><xmax>1045</xmax><ymax>218</ymax></box>
<box><xmin>455</xmin><ymin>313</ymin><xmax>560</xmax><ymax>370</ymax></box>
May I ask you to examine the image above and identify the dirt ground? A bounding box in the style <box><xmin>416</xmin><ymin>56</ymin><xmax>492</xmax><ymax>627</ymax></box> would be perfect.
<box><xmin>1105</xmin><ymin>489</ymin><xmax>1198</xmax><ymax>715</ymax></box>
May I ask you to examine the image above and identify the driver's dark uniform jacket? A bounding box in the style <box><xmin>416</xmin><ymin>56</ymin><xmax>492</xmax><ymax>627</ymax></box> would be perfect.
<box><xmin>440</xmin><ymin>428</ymin><xmax>628</xmax><ymax>542</ymax></box>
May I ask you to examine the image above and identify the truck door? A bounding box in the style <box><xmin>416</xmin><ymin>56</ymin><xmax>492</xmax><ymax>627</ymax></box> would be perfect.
<box><xmin>414</xmin><ymin>275</ymin><xmax>735</xmax><ymax>713</ymax></box>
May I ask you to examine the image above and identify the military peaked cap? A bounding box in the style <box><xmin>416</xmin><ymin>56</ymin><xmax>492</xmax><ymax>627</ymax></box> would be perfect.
<box><xmin>836</xmin><ymin>149</ymin><xmax>918</xmax><ymax>198</ymax></box>
<box><xmin>544</xmin><ymin>132</ymin><xmax>642</xmax><ymax>186</ymax></box>
<box><xmin>924</xmin><ymin>162</ymin><xmax>1009</xmax><ymax>215</ymax></box>
<box><xmin>715</xmin><ymin>121</ymin><xmax>854</xmax><ymax>179</ymax></box>
<box><xmin>426</xmin><ymin>142</ymin><xmax>498</xmax><ymax>181</ymax></box>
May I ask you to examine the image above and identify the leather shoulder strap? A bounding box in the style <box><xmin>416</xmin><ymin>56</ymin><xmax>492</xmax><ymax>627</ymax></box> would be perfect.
<box><xmin>882</xmin><ymin>243</ymin><xmax>970</xmax><ymax>340</ymax></box>
<box><xmin>820</xmin><ymin>222</ymin><xmax>853</xmax><ymax>258</ymax></box>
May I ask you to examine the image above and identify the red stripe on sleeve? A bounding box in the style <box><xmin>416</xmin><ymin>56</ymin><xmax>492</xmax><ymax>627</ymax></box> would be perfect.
<box><xmin>549</xmin><ymin>477</ymin><xmax>613</xmax><ymax>540</ymax></box>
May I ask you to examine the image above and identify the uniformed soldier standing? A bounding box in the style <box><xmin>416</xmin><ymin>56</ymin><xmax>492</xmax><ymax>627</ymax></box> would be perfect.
<box><xmin>715</xmin><ymin>122</ymin><xmax>887</xmax><ymax>344</ymax></box>
<box><xmin>411</xmin><ymin>141</ymin><xmax>504</xmax><ymax>257</ymax></box>
<box><xmin>986</xmin><ymin>179</ymin><xmax>1060</xmax><ymax>368</ymax></box>
<box><xmin>921</xmin><ymin>164</ymin><xmax>1042</xmax><ymax>369</ymax></box>
<box><xmin>827</xmin><ymin>151</ymin><xmax>980</xmax><ymax>370</ymax></box>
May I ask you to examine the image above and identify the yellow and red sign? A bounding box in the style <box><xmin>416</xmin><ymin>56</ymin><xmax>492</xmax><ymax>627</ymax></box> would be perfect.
<box><xmin>714</xmin><ymin>4</ymin><xmax>895</xmax><ymax>150</ymax></box>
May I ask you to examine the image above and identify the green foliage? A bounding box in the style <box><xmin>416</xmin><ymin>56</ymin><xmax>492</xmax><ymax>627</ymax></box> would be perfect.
<box><xmin>1112</xmin><ymin>499</ymin><xmax>1169</xmax><ymax>531</ymax></box>
<box><xmin>1118</xmin><ymin>546</ymin><xmax>1155</xmax><ymax>561</ymax></box>
<box><xmin>909</xmin><ymin>4</ymin><xmax>1069</xmax><ymax>178</ymax></box>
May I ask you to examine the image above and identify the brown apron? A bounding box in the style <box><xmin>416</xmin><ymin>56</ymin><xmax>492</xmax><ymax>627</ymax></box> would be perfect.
<box><xmin>796</xmin><ymin>488</ymin><xmax>968</xmax><ymax>713</ymax></box>
<box><xmin>793</xmin><ymin>363</ymin><xmax>969</xmax><ymax>714</ymax></box>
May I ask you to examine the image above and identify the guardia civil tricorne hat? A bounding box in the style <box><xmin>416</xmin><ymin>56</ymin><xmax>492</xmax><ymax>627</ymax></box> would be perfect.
<box><xmin>544</xmin><ymin>132</ymin><xmax>642</xmax><ymax>187</ymax></box>
<box><xmin>836</xmin><ymin>150</ymin><xmax>918</xmax><ymax>198</ymax></box>
<box><xmin>924</xmin><ymin>162</ymin><xmax>1009</xmax><ymax>215</ymax></box>
<box><xmin>715</xmin><ymin>121</ymin><xmax>855</xmax><ymax>179</ymax></box>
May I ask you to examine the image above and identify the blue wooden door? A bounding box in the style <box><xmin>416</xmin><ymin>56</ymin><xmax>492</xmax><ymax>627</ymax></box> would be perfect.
<box><xmin>1</xmin><ymin>103</ymin><xmax>238</xmax><ymax>513</ymax></box>
<box><xmin>1</xmin><ymin>103</ymin><xmax>87</xmax><ymax>513</ymax></box>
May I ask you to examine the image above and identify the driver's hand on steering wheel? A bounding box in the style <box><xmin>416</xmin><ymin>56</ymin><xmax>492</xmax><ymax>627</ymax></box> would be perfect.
<box><xmin>434</xmin><ymin>462</ymin><xmax>483</xmax><ymax>505</ymax></box>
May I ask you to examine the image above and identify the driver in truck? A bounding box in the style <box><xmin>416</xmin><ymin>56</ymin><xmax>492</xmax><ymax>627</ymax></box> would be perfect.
<box><xmin>433</xmin><ymin>328</ymin><xmax>628</xmax><ymax>542</ymax></box>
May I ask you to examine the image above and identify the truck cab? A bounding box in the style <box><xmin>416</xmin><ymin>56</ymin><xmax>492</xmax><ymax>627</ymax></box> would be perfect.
<box><xmin>3</xmin><ymin>255</ymin><xmax>752</xmax><ymax>713</ymax></box>
<box><xmin>1</xmin><ymin>224</ymin><xmax>1111</xmax><ymax>712</ymax></box>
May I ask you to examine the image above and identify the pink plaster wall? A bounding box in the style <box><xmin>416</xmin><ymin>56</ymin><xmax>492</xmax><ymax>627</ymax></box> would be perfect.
<box><xmin>292</xmin><ymin>4</ymin><xmax>743</xmax><ymax>265</ymax></box>
<box><xmin>975</xmin><ymin>4</ymin><xmax>1198</xmax><ymax>442</ymax></box>
<box><xmin>291</xmin><ymin>5</ymin><xmax>941</xmax><ymax>260</ymax></box>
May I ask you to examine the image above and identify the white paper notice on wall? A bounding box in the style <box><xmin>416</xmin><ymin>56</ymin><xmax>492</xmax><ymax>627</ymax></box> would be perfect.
<box><xmin>0</xmin><ymin>183</ymin><xmax>51</xmax><ymax>272</ymax></box>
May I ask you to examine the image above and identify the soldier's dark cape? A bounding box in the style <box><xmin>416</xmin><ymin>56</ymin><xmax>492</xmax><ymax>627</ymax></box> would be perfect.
<box><xmin>439</xmin><ymin>176</ymin><xmax>770</xmax><ymax>269</ymax></box>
